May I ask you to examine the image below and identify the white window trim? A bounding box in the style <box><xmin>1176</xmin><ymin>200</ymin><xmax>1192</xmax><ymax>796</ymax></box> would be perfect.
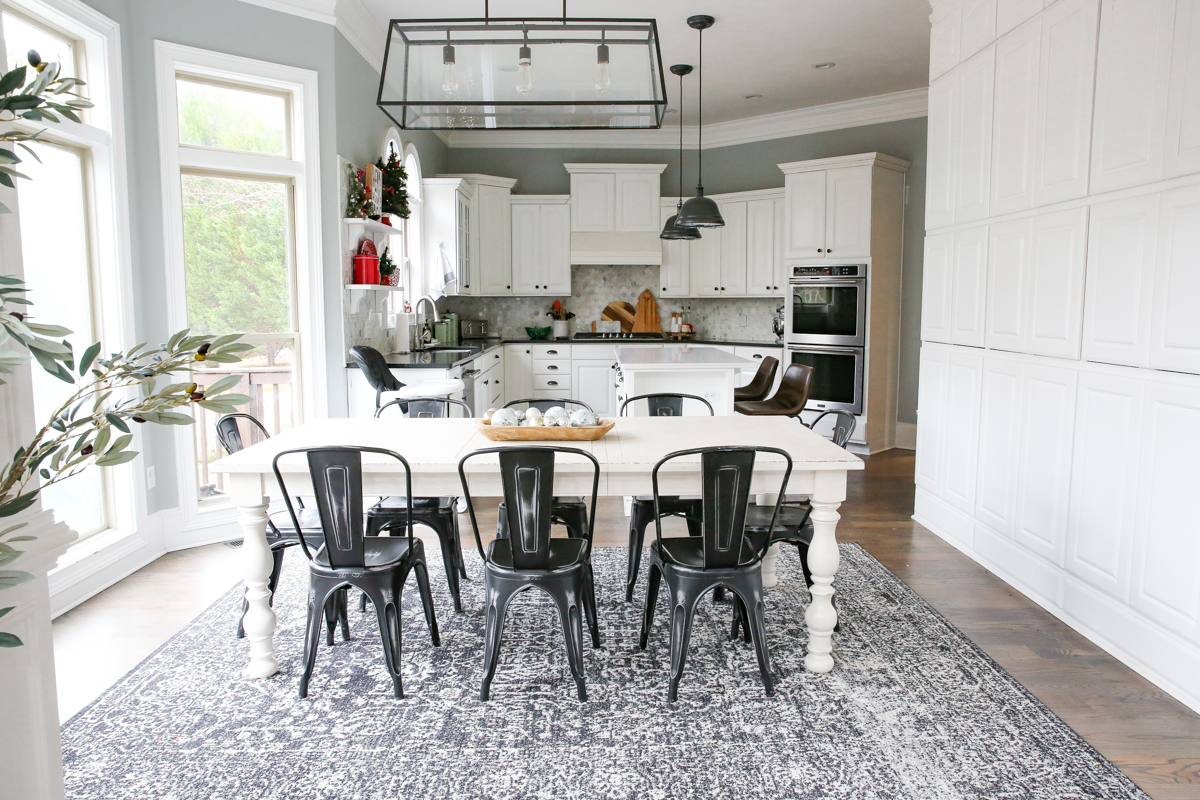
<box><xmin>6</xmin><ymin>0</ymin><xmax>141</xmax><ymax>553</ymax></box>
<box><xmin>153</xmin><ymin>40</ymin><xmax>326</xmax><ymax>533</ymax></box>
<box><xmin>401</xmin><ymin>140</ymin><xmax>423</xmax><ymax>298</ymax></box>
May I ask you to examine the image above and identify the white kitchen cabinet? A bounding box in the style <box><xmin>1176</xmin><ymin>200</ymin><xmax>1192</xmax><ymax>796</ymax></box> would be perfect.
<box><xmin>997</xmin><ymin>0</ymin><xmax>1043</xmax><ymax>35</ymax></box>
<box><xmin>991</xmin><ymin>16</ymin><xmax>1041</xmax><ymax>215</ymax></box>
<box><xmin>951</xmin><ymin>224</ymin><xmax>989</xmax><ymax>347</ymax></box>
<box><xmin>942</xmin><ymin>349</ymin><xmax>985</xmax><ymax>513</ymax></box>
<box><xmin>504</xmin><ymin>344</ymin><xmax>533</xmax><ymax>403</ymax></box>
<box><xmin>986</xmin><ymin>217</ymin><xmax>1032</xmax><ymax>353</ymax></box>
<box><xmin>824</xmin><ymin>167</ymin><xmax>873</xmax><ymax>257</ymax></box>
<box><xmin>783</xmin><ymin>169</ymin><xmax>827</xmax><ymax>257</ymax></box>
<box><xmin>1150</xmin><ymin>183</ymin><xmax>1200</xmax><ymax>373</ymax></box>
<box><xmin>1130</xmin><ymin>378</ymin><xmax>1200</xmax><ymax>644</ymax></box>
<box><xmin>565</xmin><ymin>164</ymin><xmax>665</xmax><ymax>232</ymax></box>
<box><xmin>745</xmin><ymin>198</ymin><xmax>779</xmax><ymax>295</ymax></box>
<box><xmin>975</xmin><ymin>355</ymin><xmax>1024</xmax><ymax>536</ymax></box>
<box><xmin>1082</xmin><ymin>194</ymin><xmax>1159</xmax><ymax>367</ymax></box>
<box><xmin>690</xmin><ymin>225</ymin><xmax>723</xmax><ymax>297</ymax></box>
<box><xmin>658</xmin><ymin>200</ymin><xmax>691</xmax><ymax>297</ymax></box>
<box><xmin>572</xmin><ymin>360</ymin><xmax>618</xmax><ymax>417</ymax></box>
<box><xmin>421</xmin><ymin>178</ymin><xmax>473</xmax><ymax>296</ymax></box>
<box><xmin>930</xmin><ymin>3</ymin><xmax>963</xmax><ymax>79</ymax></box>
<box><xmin>1065</xmin><ymin>370</ymin><xmax>1143</xmax><ymax>599</ymax></box>
<box><xmin>1013</xmin><ymin>364</ymin><xmax>1078</xmax><ymax>566</ymax></box>
<box><xmin>926</xmin><ymin>77</ymin><xmax>959</xmax><ymax>231</ymax></box>
<box><xmin>719</xmin><ymin>201</ymin><xmax>748</xmax><ymax>295</ymax></box>
<box><xmin>956</xmin><ymin>47</ymin><xmax>996</xmax><ymax>224</ymax></box>
<box><xmin>510</xmin><ymin>196</ymin><xmax>571</xmax><ymax>296</ymax></box>
<box><xmin>915</xmin><ymin>346</ymin><xmax>950</xmax><ymax>493</ymax></box>
<box><xmin>438</xmin><ymin>175</ymin><xmax>518</xmax><ymax>296</ymax></box>
<box><xmin>1164</xmin><ymin>0</ymin><xmax>1200</xmax><ymax>178</ymax></box>
<box><xmin>960</xmin><ymin>0</ymin><xmax>998</xmax><ymax>60</ymax></box>
<box><xmin>1027</xmin><ymin>206</ymin><xmax>1088</xmax><ymax>359</ymax></box>
<box><xmin>1089</xmin><ymin>0</ymin><xmax>1175</xmax><ymax>194</ymax></box>
<box><xmin>921</xmin><ymin>232</ymin><xmax>955</xmax><ymax>343</ymax></box>
<box><xmin>1034</xmin><ymin>0</ymin><xmax>1100</xmax><ymax>206</ymax></box>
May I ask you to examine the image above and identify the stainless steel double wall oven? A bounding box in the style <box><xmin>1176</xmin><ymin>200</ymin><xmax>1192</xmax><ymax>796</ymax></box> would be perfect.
<box><xmin>785</xmin><ymin>264</ymin><xmax>867</xmax><ymax>415</ymax></box>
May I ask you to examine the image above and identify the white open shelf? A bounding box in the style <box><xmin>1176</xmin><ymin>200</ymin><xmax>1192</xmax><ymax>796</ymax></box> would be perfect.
<box><xmin>347</xmin><ymin>283</ymin><xmax>403</xmax><ymax>291</ymax></box>
<box><xmin>344</xmin><ymin>217</ymin><xmax>400</xmax><ymax>237</ymax></box>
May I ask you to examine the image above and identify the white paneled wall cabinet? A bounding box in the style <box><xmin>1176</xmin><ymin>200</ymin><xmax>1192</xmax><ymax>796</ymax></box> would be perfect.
<box><xmin>438</xmin><ymin>174</ymin><xmax>519</xmax><ymax>296</ymax></box>
<box><xmin>921</xmin><ymin>0</ymin><xmax>1200</xmax><ymax>713</ymax></box>
<box><xmin>510</xmin><ymin>196</ymin><xmax>571</xmax><ymax>296</ymax></box>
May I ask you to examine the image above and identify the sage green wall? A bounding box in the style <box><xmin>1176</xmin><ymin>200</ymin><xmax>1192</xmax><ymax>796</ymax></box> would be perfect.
<box><xmin>446</xmin><ymin>116</ymin><xmax>928</xmax><ymax>425</ymax></box>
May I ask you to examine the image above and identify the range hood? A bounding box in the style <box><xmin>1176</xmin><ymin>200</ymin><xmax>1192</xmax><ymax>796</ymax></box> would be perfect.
<box><xmin>565</xmin><ymin>163</ymin><xmax>666</xmax><ymax>265</ymax></box>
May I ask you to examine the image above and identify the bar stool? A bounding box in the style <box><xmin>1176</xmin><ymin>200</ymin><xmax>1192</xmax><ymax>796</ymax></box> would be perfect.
<box><xmin>733</xmin><ymin>356</ymin><xmax>779</xmax><ymax>403</ymax></box>
<box><xmin>733</xmin><ymin>363</ymin><xmax>814</xmax><ymax>419</ymax></box>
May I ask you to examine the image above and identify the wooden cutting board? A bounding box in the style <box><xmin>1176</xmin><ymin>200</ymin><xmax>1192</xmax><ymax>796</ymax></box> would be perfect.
<box><xmin>601</xmin><ymin>301</ymin><xmax>637</xmax><ymax>332</ymax></box>
<box><xmin>633</xmin><ymin>289</ymin><xmax>661</xmax><ymax>333</ymax></box>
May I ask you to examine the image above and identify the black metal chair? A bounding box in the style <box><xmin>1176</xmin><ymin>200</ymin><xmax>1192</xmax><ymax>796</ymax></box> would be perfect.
<box><xmin>733</xmin><ymin>356</ymin><xmax>780</xmax><ymax>403</ymax></box>
<box><xmin>349</xmin><ymin>345</ymin><xmax>405</xmax><ymax>410</ymax></box>
<box><xmin>808</xmin><ymin>410</ymin><xmax>857</xmax><ymax>448</ymax></box>
<box><xmin>619</xmin><ymin>393</ymin><xmax>714</xmax><ymax>602</ymax></box>
<box><xmin>638</xmin><ymin>446</ymin><xmax>793</xmax><ymax>702</ymax></box>
<box><xmin>365</xmin><ymin>397</ymin><xmax>470</xmax><ymax>612</ymax></box>
<box><xmin>216</xmin><ymin>413</ymin><xmax>349</xmax><ymax>642</ymax></box>
<box><xmin>274</xmin><ymin>446</ymin><xmax>440</xmax><ymax>699</ymax></box>
<box><xmin>458</xmin><ymin>445</ymin><xmax>601</xmax><ymax>702</ymax></box>
<box><xmin>498</xmin><ymin>398</ymin><xmax>595</xmax><ymax>541</ymax></box>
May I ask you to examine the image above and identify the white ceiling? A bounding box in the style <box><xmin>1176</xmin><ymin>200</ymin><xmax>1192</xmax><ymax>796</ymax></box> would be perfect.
<box><xmin>346</xmin><ymin>0</ymin><xmax>933</xmax><ymax>125</ymax></box>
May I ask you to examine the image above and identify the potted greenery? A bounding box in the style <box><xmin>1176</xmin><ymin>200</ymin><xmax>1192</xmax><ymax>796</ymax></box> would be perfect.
<box><xmin>375</xmin><ymin>145</ymin><xmax>409</xmax><ymax>220</ymax></box>
<box><xmin>378</xmin><ymin>246</ymin><xmax>397</xmax><ymax>286</ymax></box>
<box><xmin>547</xmin><ymin>300</ymin><xmax>575</xmax><ymax>340</ymax></box>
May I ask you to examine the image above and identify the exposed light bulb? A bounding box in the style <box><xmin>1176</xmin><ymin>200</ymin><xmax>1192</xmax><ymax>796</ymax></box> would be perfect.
<box><xmin>516</xmin><ymin>44</ymin><xmax>533</xmax><ymax>95</ymax></box>
<box><xmin>595</xmin><ymin>42</ymin><xmax>611</xmax><ymax>93</ymax></box>
<box><xmin>441</xmin><ymin>41</ymin><xmax>458</xmax><ymax>94</ymax></box>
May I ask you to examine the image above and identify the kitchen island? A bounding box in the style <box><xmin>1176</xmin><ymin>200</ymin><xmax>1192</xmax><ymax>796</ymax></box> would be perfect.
<box><xmin>616</xmin><ymin>346</ymin><xmax>757</xmax><ymax>416</ymax></box>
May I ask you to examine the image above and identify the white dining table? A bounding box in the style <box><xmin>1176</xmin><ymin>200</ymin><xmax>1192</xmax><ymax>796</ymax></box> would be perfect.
<box><xmin>210</xmin><ymin>416</ymin><xmax>864</xmax><ymax>680</ymax></box>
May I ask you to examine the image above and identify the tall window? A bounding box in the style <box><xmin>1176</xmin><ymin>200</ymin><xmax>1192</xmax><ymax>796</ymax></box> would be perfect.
<box><xmin>5</xmin><ymin>1</ymin><xmax>125</xmax><ymax>541</ymax></box>
<box><xmin>402</xmin><ymin>144</ymin><xmax>423</xmax><ymax>297</ymax></box>
<box><xmin>155</xmin><ymin>43</ymin><xmax>324</xmax><ymax>521</ymax></box>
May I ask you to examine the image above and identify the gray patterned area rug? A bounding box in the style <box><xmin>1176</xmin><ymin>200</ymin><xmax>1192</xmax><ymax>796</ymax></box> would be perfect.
<box><xmin>61</xmin><ymin>543</ymin><xmax>1148</xmax><ymax>800</ymax></box>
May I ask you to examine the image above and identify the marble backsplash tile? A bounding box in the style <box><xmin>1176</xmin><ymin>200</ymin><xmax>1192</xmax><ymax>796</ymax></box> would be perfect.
<box><xmin>439</xmin><ymin>265</ymin><xmax>785</xmax><ymax>342</ymax></box>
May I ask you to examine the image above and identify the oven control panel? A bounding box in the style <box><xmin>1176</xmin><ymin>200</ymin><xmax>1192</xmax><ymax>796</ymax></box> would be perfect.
<box><xmin>791</xmin><ymin>264</ymin><xmax>865</xmax><ymax>279</ymax></box>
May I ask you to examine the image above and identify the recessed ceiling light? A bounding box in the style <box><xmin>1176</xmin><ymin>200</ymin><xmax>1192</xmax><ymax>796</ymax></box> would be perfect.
<box><xmin>743</xmin><ymin>93</ymin><xmax>763</xmax><ymax>100</ymax></box>
<box><xmin>813</xmin><ymin>62</ymin><xmax>836</xmax><ymax>69</ymax></box>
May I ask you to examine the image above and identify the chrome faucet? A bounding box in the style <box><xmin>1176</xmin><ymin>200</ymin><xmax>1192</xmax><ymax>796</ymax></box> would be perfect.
<box><xmin>413</xmin><ymin>295</ymin><xmax>438</xmax><ymax>350</ymax></box>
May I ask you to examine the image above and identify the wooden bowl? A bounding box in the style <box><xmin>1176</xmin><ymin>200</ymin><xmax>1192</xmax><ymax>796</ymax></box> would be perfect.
<box><xmin>474</xmin><ymin>418</ymin><xmax>616</xmax><ymax>442</ymax></box>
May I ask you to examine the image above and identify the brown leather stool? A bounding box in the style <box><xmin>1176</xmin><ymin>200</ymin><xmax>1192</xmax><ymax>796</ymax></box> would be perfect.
<box><xmin>734</xmin><ymin>363</ymin><xmax>813</xmax><ymax>418</ymax></box>
<box><xmin>734</xmin><ymin>356</ymin><xmax>779</xmax><ymax>403</ymax></box>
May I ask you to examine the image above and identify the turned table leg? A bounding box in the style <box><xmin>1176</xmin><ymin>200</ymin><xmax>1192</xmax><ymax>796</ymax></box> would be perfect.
<box><xmin>230</xmin><ymin>474</ymin><xmax>279</xmax><ymax>679</ymax></box>
<box><xmin>804</xmin><ymin>472</ymin><xmax>846</xmax><ymax>673</ymax></box>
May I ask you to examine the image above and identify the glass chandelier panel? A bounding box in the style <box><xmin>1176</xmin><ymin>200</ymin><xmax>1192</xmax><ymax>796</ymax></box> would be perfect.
<box><xmin>378</xmin><ymin>18</ymin><xmax>667</xmax><ymax>130</ymax></box>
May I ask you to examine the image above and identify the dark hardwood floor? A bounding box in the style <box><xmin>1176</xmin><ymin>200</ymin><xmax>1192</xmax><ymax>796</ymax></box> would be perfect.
<box><xmin>52</xmin><ymin>450</ymin><xmax>1200</xmax><ymax>798</ymax></box>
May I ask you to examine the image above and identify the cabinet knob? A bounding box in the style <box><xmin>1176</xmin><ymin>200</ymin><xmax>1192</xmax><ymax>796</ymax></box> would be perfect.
<box><xmin>548</xmin><ymin>365</ymin><xmax>558</xmax><ymax>370</ymax></box>
<box><xmin>506</xmin><ymin>285</ymin><xmax>511</xmax><ymax>289</ymax></box>
<box><xmin>525</xmin><ymin>349</ymin><xmax>530</xmax><ymax>353</ymax></box>
<box><xmin>495</xmin><ymin>354</ymin><xmax>500</xmax><ymax>359</ymax></box>
<box><xmin>827</xmin><ymin>249</ymin><xmax>833</xmax><ymax>254</ymax></box>
<box><xmin>662</xmin><ymin>287</ymin><xmax>667</xmax><ymax>291</ymax></box>
<box><xmin>548</xmin><ymin>350</ymin><xmax>558</xmax><ymax>355</ymax></box>
<box><xmin>714</xmin><ymin>287</ymin><xmax>719</xmax><ymax>291</ymax></box>
<box><xmin>817</xmin><ymin>249</ymin><xmax>823</xmax><ymax>253</ymax></box>
<box><xmin>721</xmin><ymin>287</ymin><xmax>726</xmax><ymax>291</ymax></box>
<box><xmin>548</xmin><ymin>381</ymin><xmax>558</xmax><ymax>386</ymax></box>
<box><xmin>765</xmin><ymin>285</ymin><xmax>770</xmax><ymax>290</ymax></box>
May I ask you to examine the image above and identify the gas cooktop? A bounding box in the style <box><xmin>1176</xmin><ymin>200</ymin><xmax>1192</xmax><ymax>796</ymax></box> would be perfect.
<box><xmin>572</xmin><ymin>332</ymin><xmax>665</xmax><ymax>340</ymax></box>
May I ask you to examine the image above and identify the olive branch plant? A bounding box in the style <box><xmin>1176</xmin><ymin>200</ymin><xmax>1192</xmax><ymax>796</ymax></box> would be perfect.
<box><xmin>0</xmin><ymin>54</ymin><xmax>253</xmax><ymax>646</ymax></box>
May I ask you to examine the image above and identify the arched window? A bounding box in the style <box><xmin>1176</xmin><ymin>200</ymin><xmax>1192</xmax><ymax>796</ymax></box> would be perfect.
<box><xmin>402</xmin><ymin>143</ymin><xmax>423</xmax><ymax>298</ymax></box>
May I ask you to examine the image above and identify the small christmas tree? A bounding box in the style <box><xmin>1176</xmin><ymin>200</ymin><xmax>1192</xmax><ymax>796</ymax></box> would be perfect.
<box><xmin>378</xmin><ymin>246</ymin><xmax>397</xmax><ymax>285</ymax></box>
<box><xmin>345</xmin><ymin>163</ymin><xmax>371</xmax><ymax>218</ymax></box>
<box><xmin>376</xmin><ymin>145</ymin><xmax>410</xmax><ymax>219</ymax></box>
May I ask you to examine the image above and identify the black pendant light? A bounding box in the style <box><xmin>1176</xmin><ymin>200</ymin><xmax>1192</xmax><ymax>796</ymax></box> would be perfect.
<box><xmin>661</xmin><ymin>64</ymin><xmax>701</xmax><ymax>241</ymax></box>
<box><xmin>676</xmin><ymin>14</ymin><xmax>724</xmax><ymax>228</ymax></box>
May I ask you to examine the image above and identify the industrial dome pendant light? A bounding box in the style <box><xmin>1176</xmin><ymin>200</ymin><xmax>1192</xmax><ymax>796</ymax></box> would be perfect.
<box><xmin>676</xmin><ymin>14</ymin><xmax>724</xmax><ymax>229</ymax></box>
<box><xmin>661</xmin><ymin>64</ymin><xmax>701</xmax><ymax>240</ymax></box>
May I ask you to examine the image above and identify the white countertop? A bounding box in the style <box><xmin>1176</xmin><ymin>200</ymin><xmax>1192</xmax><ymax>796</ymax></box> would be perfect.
<box><xmin>616</xmin><ymin>345</ymin><xmax>757</xmax><ymax>370</ymax></box>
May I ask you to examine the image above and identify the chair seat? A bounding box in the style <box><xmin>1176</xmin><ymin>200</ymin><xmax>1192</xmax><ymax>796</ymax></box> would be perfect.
<box><xmin>313</xmin><ymin>536</ymin><xmax>416</xmax><ymax>570</ymax></box>
<box><xmin>743</xmin><ymin>503</ymin><xmax>812</xmax><ymax>536</ymax></box>
<box><xmin>268</xmin><ymin>508</ymin><xmax>324</xmax><ymax>538</ymax></box>
<box><xmin>552</xmin><ymin>496</ymin><xmax>584</xmax><ymax>506</ymax></box>
<box><xmin>393</xmin><ymin>379</ymin><xmax>464</xmax><ymax>398</ymax></box>
<box><xmin>487</xmin><ymin>537</ymin><xmax>588</xmax><ymax>571</ymax></box>
<box><xmin>370</xmin><ymin>496</ymin><xmax>454</xmax><ymax>513</ymax></box>
<box><xmin>734</xmin><ymin>399</ymin><xmax>802</xmax><ymax>416</ymax></box>
<box><xmin>654</xmin><ymin>532</ymin><xmax>769</xmax><ymax>569</ymax></box>
<box><xmin>733</xmin><ymin>385</ymin><xmax>767</xmax><ymax>402</ymax></box>
<box><xmin>632</xmin><ymin>494</ymin><xmax>702</xmax><ymax>503</ymax></box>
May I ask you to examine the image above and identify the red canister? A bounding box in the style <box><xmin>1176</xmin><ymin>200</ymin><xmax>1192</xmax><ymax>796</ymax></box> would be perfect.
<box><xmin>353</xmin><ymin>254</ymin><xmax>380</xmax><ymax>285</ymax></box>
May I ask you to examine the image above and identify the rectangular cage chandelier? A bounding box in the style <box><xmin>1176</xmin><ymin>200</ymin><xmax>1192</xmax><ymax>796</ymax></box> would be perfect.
<box><xmin>376</xmin><ymin>6</ymin><xmax>667</xmax><ymax>131</ymax></box>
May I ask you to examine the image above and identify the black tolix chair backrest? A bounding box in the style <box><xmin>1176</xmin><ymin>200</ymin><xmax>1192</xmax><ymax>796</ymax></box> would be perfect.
<box><xmin>809</xmin><ymin>410</ymin><xmax>857</xmax><ymax>448</ymax></box>
<box><xmin>215</xmin><ymin>412</ymin><xmax>271</xmax><ymax>455</ymax></box>
<box><xmin>619</xmin><ymin>393</ymin><xmax>715</xmax><ymax>417</ymax></box>
<box><xmin>376</xmin><ymin>396</ymin><xmax>471</xmax><ymax>419</ymax></box>
<box><xmin>503</xmin><ymin>397</ymin><xmax>594</xmax><ymax>415</ymax></box>
<box><xmin>652</xmin><ymin>446</ymin><xmax>793</xmax><ymax>569</ymax></box>
<box><xmin>458</xmin><ymin>445</ymin><xmax>600</xmax><ymax>570</ymax></box>
<box><xmin>273</xmin><ymin>446</ymin><xmax>414</xmax><ymax>570</ymax></box>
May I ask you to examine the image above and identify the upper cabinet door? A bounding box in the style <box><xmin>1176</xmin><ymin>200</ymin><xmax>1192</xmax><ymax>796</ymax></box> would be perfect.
<box><xmin>991</xmin><ymin>16</ymin><xmax>1041</xmax><ymax>215</ymax></box>
<box><xmin>1034</xmin><ymin>0</ymin><xmax>1101</xmax><ymax>206</ymax></box>
<box><xmin>658</xmin><ymin>204</ymin><xmax>690</xmax><ymax>297</ymax></box>
<box><xmin>930</xmin><ymin>4</ymin><xmax>963</xmax><ymax>79</ymax></box>
<box><xmin>1164</xmin><ymin>0</ymin><xmax>1200</xmax><ymax>177</ymax></box>
<box><xmin>986</xmin><ymin>217</ymin><xmax>1033</xmax><ymax>353</ymax></box>
<box><xmin>926</xmin><ymin>77</ymin><xmax>959</xmax><ymax>230</ymax></box>
<box><xmin>784</xmin><ymin>170</ymin><xmax>827</xmax><ymax>257</ymax></box>
<box><xmin>1090</xmin><ymin>0</ymin><xmax>1175</xmax><ymax>194</ymax></box>
<box><xmin>1082</xmin><ymin>194</ymin><xmax>1159</xmax><ymax>367</ymax></box>
<box><xmin>960</xmin><ymin>0</ymin><xmax>998</xmax><ymax>60</ymax></box>
<box><xmin>510</xmin><ymin>203</ymin><xmax>540</xmax><ymax>295</ymax></box>
<box><xmin>746</xmin><ymin>198</ymin><xmax>777</xmax><ymax>296</ymax></box>
<box><xmin>951</xmin><ymin>225</ymin><xmax>990</xmax><ymax>347</ymax></box>
<box><xmin>825</xmin><ymin>166</ymin><xmax>872</xmax><ymax>258</ymax></box>
<box><xmin>956</xmin><ymin>48</ymin><xmax>996</xmax><ymax>224</ymax></box>
<box><xmin>1027</xmin><ymin>206</ymin><xmax>1089</xmax><ymax>359</ymax></box>
<box><xmin>570</xmin><ymin>173</ymin><xmax>615</xmax><ymax>231</ymax></box>
<box><xmin>922</xmin><ymin>232</ymin><xmax>955</xmax><ymax>343</ymax></box>
<box><xmin>690</xmin><ymin>226</ymin><xmax>723</xmax><ymax>297</ymax></box>
<box><xmin>614</xmin><ymin>172</ymin><xmax>661</xmax><ymax>232</ymax></box>
<box><xmin>540</xmin><ymin>202</ymin><xmax>572</xmax><ymax>295</ymax></box>
<box><xmin>1150</xmin><ymin>184</ymin><xmax>1200</xmax><ymax>373</ymax></box>
<box><xmin>997</xmin><ymin>0</ymin><xmax>1044</xmax><ymax>35</ymax></box>
<box><xmin>474</xmin><ymin>185</ymin><xmax>513</xmax><ymax>295</ymax></box>
<box><xmin>720</xmin><ymin>201</ymin><xmax>749</xmax><ymax>295</ymax></box>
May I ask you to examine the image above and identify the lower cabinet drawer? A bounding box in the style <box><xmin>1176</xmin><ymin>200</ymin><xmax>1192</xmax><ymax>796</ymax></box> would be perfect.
<box><xmin>534</xmin><ymin>375</ymin><xmax>571</xmax><ymax>392</ymax></box>
<box><xmin>533</xmin><ymin>358</ymin><xmax>570</xmax><ymax>375</ymax></box>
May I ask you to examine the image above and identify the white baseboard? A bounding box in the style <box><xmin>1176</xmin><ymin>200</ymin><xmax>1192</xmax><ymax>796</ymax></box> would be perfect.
<box><xmin>913</xmin><ymin>488</ymin><xmax>1200</xmax><ymax>716</ymax></box>
<box><xmin>894</xmin><ymin>422</ymin><xmax>917</xmax><ymax>450</ymax></box>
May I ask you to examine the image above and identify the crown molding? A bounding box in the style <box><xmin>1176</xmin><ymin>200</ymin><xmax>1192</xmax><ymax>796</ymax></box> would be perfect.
<box><xmin>238</xmin><ymin>0</ymin><xmax>337</xmax><ymax>25</ymax></box>
<box><xmin>334</xmin><ymin>0</ymin><xmax>385</xmax><ymax>72</ymax></box>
